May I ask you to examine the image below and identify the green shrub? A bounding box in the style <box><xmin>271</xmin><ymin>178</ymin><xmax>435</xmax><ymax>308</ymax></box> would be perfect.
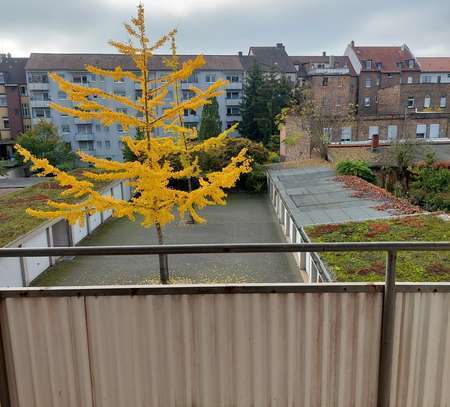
<box><xmin>336</xmin><ymin>160</ymin><xmax>375</xmax><ymax>183</ymax></box>
<box><xmin>242</xmin><ymin>163</ymin><xmax>267</xmax><ymax>193</ymax></box>
<box><xmin>410</xmin><ymin>166</ymin><xmax>450</xmax><ymax>211</ymax></box>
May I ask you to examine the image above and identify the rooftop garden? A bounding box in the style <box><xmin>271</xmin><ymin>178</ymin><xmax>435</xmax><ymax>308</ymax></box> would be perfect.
<box><xmin>305</xmin><ymin>214</ymin><xmax>450</xmax><ymax>282</ymax></box>
<box><xmin>0</xmin><ymin>170</ymin><xmax>110</xmax><ymax>247</ymax></box>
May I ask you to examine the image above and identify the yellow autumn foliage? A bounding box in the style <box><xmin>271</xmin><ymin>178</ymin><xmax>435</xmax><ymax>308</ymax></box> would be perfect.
<box><xmin>15</xmin><ymin>4</ymin><xmax>251</xmax><ymax>233</ymax></box>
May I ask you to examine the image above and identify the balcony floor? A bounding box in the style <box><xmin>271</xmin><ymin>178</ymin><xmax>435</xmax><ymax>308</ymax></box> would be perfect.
<box><xmin>33</xmin><ymin>193</ymin><xmax>301</xmax><ymax>286</ymax></box>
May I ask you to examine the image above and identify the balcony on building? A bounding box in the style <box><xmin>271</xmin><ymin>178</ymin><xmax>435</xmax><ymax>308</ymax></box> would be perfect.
<box><xmin>307</xmin><ymin>67</ymin><xmax>350</xmax><ymax>75</ymax></box>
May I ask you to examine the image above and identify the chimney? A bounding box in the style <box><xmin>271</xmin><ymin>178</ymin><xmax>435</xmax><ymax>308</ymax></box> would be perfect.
<box><xmin>350</xmin><ymin>40</ymin><xmax>355</xmax><ymax>48</ymax></box>
<box><xmin>371</xmin><ymin>134</ymin><xmax>379</xmax><ymax>151</ymax></box>
<box><xmin>322</xmin><ymin>51</ymin><xmax>326</xmax><ymax>57</ymax></box>
<box><xmin>276</xmin><ymin>43</ymin><xmax>284</xmax><ymax>49</ymax></box>
<box><xmin>238</xmin><ymin>51</ymin><xmax>243</xmax><ymax>57</ymax></box>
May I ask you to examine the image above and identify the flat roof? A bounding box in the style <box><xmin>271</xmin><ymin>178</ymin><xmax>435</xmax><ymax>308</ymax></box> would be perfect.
<box><xmin>268</xmin><ymin>166</ymin><xmax>394</xmax><ymax>226</ymax></box>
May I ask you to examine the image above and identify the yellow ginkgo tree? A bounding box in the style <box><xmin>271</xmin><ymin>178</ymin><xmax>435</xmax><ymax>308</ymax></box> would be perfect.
<box><xmin>15</xmin><ymin>4</ymin><xmax>251</xmax><ymax>284</ymax></box>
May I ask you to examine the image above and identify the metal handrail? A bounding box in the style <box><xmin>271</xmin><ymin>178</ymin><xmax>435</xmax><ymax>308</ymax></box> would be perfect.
<box><xmin>0</xmin><ymin>241</ymin><xmax>449</xmax><ymax>257</ymax></box>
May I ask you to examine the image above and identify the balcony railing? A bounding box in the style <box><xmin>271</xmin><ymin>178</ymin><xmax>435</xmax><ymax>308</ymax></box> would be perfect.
<box><xmin>0</xmin><ymin>242</ymin><xmax>449</xmax><ymax>407</ymax></box>
<box><xmin>75</xmin><ymin>133</ymin><xmax>95</xmax><ymax>141</ymax></box>
<box><xmin>307</xmin><ymin>67</ymin><xmax>350</xmax><ymax>75</ymax></box>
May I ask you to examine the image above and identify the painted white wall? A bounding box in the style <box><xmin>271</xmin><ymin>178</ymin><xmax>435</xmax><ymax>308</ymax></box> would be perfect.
<box><xmin>0</xmin><ymin>257</ymin><xmax>23</xmax><ymax>286</ymax></box>
<box><xmin>88</xmin><ymin>212</ymin><xmax>102</xmax><ymax>232</ymax></box>
<box><xmin>23</xmin><ymin>231</ymin><xmax>50</xmax><ymax>284</ymax></box>
<box><xmin>71</xmin><ymin>218</ymin><xmax>88</xmax><ymax>245</ymax></box>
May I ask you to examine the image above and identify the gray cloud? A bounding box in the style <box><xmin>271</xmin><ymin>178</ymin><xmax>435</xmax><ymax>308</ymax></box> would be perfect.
<box><xmin>1</xmin><ymin>0</ymin><xmax>449</xmax><ymax>58</ymax></box>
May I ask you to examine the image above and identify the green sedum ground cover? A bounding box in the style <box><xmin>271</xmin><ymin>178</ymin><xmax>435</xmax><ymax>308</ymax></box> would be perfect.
<box><xmin>305</xmin><ymin>215</ymin><xmax>450</xmax><ymax>282</ymax></box>
<box><xmin>0</xmin><ymin>170</ymin><xmax>110</xmax><ymax>247</ymax></box>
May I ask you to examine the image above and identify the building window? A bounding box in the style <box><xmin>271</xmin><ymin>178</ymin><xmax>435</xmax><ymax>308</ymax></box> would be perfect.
<box><xmin>408</xmin><ymin>59</ymin><xmax>415</xmax><ymax>69</ymax></box>
<box><xmin>0</xmin><ymin>95</ymin><xmax>6</xmax><ymax>107</ymax></box>
<box><xmin>28</xmin><ymin>72</ymin><xmax>49</xmax><ymax>83</ymax></box>
<box><xmin>183</xmin><ymin>109</ymin><xmax>196</xmax><ymax>117</ymax></box>
<box><xmin>76</xmin><ymin>124</ymin><xmax>93</xmax><ymax>135</ymax></box>
<box><xmin>31</xmin><ymin>91</ymin><xmax>50</xmax><ymax>101</ymax></box>
<box><xmin>57</xmin><ymin>91</ymin><xmax>67</xmax><ymax>100</ymax></box>
<box><xmin>424</xmin><ymin>95</ymin><xmax>431</xmax><ymax>108</ymax></box>
<box><xmin>116</xmin><ymin>108</ymin><xmax>128</xmax><ymax>114</ymax></box>
<box><xmin>117</xmin><ymin>124</ymin><xmax>124</xmax><ymax>133</ymax></box>
<box><xmin>105</xmin><ymin>140</ymin><xmax>111</xmax><ymax>150</ymax></box>
<box><xmin>365</xmin><ymin>78</ymin><xmax>372</xmax><ymax>88</ymax></box>
<box><xmin>227</xmin><ymin>106</ymin><xmax>240</xmax><ymax>116</ymax></box>
<box><xmin>407</xmin><ymin>76</ymin><xmax>413</xmax><ymax>84</ymax></box>
<box><xmin>185</xmin><ymin>122</ymin><xmax>198</xmax><ymax>129</ymax></box>
<box><xmin>407</xmin><ymin>97</ymin><xmax>415</xmax><ymax>108</ymax></box>
<box><xmin>416</xmin><ymin>124</ymin><xmax>427</xmax><ymax>139</ymax></box>
<box><xmin>322</xmin><ymin>77</ymin><xmax>328</xmax><ymax>86</ymax></box>
<box><xmin>61</xmin><ymin>124</ymin><xmax>70</xmax><ymax>134</ymax></box>
<box><xmin>430</xmin><ymin>123</ymin><xmax>440</xmax><ymax>138</ymax></box>
<box><xmin>96</xmin><ymin>141</ymin><xmax>102</xmax><ymax>150</ymax></box>
<box><xmin>440</xmin><ymin>96</ymin><xmax>447</xmax><ymax>108</ymax></box>
<box><xmin>135</xmin><ymin>89</ymin><xmax>142</xmax><ymax>101</ymax></box>
<box><xmin>226</xmin><ymin>90</ymin><xmax>241</xmax><ymax>99</ymax></box>
<box><xmin>226</xmin><ymin>74</ymin><xmax>240</xmax><ymax>83</ymax></box>
<box><xmin>113</xmin><ymin>77</ymin><xmax>125</xmax><ymax>83</ymax></box>
<box><xmin>32</xmin><ymin>107</ymin><xmax>51</xmax><ymax>118</ymax></box>
<box><xmin>364</xmin><ymin>60</ymin><xmax>372</xmax><ymax>70</ymax></box>
<box><xmin>21</xmin><ymin>103</ymin><xmax>30</xmax><ymax>117</ymax></box>
<box><xmin>341</xmin><ymin>127</ymin><xmax>352</xmax><ymax>142</ymax></box>
<box><xmin>368</xmin><ymin>126</ymin><xmax>379</xmax><ymax>140</ymax></box>
<box><xmin>19</xmin><ymin>85</ymin><xmax>27</xmax><ymax>96</ymax></box>
<box><xmin>90</xmin><ymin>74</ymin><xmax>96</xmax><ymax>82</ymax></box>
<box><xmin>182</xmin><ymin>74</ymin><xmax>198</xmax><ymax>84</ymax></box>
<box><xmin>364</xmin><ymin>97</ymin><xmax>371</xmax><ymax>107</ymax></box>
<box><xmin>78</xmin><ymin>141</ymin><xmax>94</xmax><ymax>151</ymax></box>
<box><xmin>113</xmin><ymin>89</ymin><xmax>126</xmax><ymax>97</ymax></box>
<box><xmin>205</xmin><ymin>74</ymin><xmax>216</xmax><ymax>83</ymax></box>
<box><xmin>422</xmin><ymin>75</ymin><xmax>432</xmax><ymax>83</ymax></box>
<box><xmin>437</xmin><ymin>76</ymin><xmax>442</xmax><ymax>84</ymax></box>
<box><xmin>388</xmin><ymin>125</ymin><xmax>398</xmax><ymax>140</ymax></box>
<box><xmin>2</xmin><ymin>119</ymin><xmax>10</xmax><ymax>129</ymax></box>
<box><xmin>72</xmin><ymin>74</ymin><xmax>88</xmax><ymax>84</ymax></box>
<box><xmin>376</xmin><ymin>62</ymin><xmax>382</xmax><ymax>71</ymax></box>
<box><xmin>95</xmin><ymin>124</ymin><xmax>101</xmax><ymax>132</ymax></box>
<box><xmin>182</xmin><ymin>90</ymin><xmax>194</xmax><ymax>100</ymax></box>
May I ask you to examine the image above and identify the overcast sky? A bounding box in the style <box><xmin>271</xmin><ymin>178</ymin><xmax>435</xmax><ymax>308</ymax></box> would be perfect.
<box><xmin>1</xmin><ymin>0</ymin><xmax>450</xmax><ymax>58</ymax></box>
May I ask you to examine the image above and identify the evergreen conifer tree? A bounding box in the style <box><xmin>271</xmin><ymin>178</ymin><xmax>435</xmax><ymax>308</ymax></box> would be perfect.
<box><xmin>198</xmin><ymin>97</ymin><xmax>222</xmax><ymax>140</ymax></box>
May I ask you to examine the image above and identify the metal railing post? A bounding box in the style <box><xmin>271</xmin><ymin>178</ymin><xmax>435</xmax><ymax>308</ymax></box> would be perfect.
<box><xmin>159</xmin><ymin>254</ymin><xmax>169</xmax><ymax>284</ymax></box>
<box><xmin>0</xmin><ymin>300</ymin><xmax>11</xmax><ymax>407</ymax></box>
<box><xmin>377</xmin><ymin>250</ymin><xmax>397</xmax><ymax>407</ymax></box>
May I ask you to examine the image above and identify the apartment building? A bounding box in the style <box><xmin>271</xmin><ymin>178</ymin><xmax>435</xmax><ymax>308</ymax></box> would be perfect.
<box><xmin>24</xmin><ymin>45</ymin><xmax>299</xmax><ymax>161</ymax></box>
<box><xmin>344</xmin><ymin>42</ymin><xmax>450</xmax><ymax>141</ymax></box>
<box><xmin>25</xmin><ymin>53</ymin><xmax>247</xmax><ymax>161</ymax></box>
<box><xmin>0</xmin><ymin>55</ymin><xmax>30</xmax><ymax>160</ymax></box>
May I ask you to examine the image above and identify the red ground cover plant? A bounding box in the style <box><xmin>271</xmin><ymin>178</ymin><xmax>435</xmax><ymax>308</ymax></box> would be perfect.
<box><xmin>307</xmin><ymin>223</ymin><xmax>341</xmax><ymax>237</ymax></box>
<box><xmin>335</xmin><ymin>175</ymin><xmax>422</xmax><ymax>215</ymax></box>
<box><xmin>357</xmin><ymin>260</ymin><xmax>385</xmax><ymax>276</ymax></box>
<box><xmin>365</xmin><ymin>222</ymin><xmax>390</xmax><ymax>238</ymax></box>
<box><xmin>426</xmin><ymin>263</ymin><xmax>450</xmax><ymax>275</ymax></box>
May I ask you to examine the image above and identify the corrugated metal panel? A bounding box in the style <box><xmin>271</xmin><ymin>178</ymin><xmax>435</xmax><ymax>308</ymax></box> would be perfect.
<box><xmin>85</xmin><ymin>292</ymin><xmax>382</xmax><ymax>407</ymax></box>
<box><xmin>1</xmin><ymin>297</ymin><xmax>92</xmax><ymax>407</ymax></box>
<box><xmin>0</xmin><ymin>291</ymin><xmax>383</xmax><ymax>407</ymax></box>
<box><xmin>389</xmin><ymin>292</ymin><xmax>450</xmax><ymax>407</ymax></box>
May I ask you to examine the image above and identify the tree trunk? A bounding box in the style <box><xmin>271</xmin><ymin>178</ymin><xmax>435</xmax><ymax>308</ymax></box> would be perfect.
<box><xmin>186</xmin><ymin>177</ymin><xmax>195</xmax><ymax>224</ymax></box>
<box><xmin>155</xmin><ymin>222</ymin><xmax>169</xmax><ymax>284</ymax></box>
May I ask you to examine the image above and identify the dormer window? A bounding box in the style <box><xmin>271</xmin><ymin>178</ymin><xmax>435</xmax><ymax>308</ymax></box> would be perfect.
<box><xmin>376</xmin><ymin>63</ymin><xmax>382</xmax><ymax>71</ymax></box>
<box><xmin>408</xmin><ymin>59</ymin><xmax>415</xmax><ymax>69</ymax></box>
<box><xmin>364</xmin><ymin>60</ymin><xmax>372</xmax><ymax>70</ymax></box>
